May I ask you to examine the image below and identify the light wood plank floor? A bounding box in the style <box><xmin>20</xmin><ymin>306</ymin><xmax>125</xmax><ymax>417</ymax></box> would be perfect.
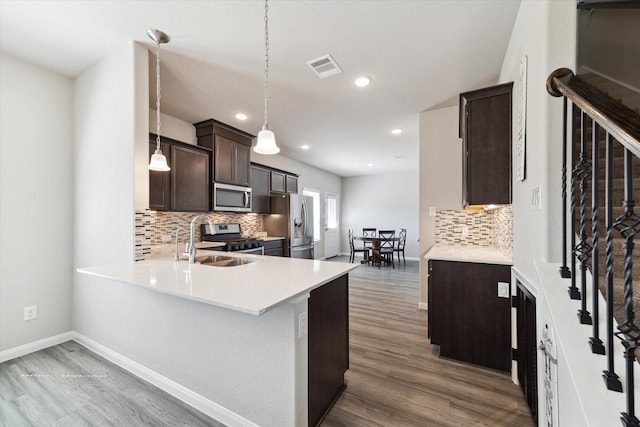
<box><xmin>0</xmin><ymin>341</ymin><xmax>224</xmax><ymax>426</ymax></box>
<box><xmin>322</xmin><ymin>256</ymin><xmax>533</xmax><ymax>427</ymax></box>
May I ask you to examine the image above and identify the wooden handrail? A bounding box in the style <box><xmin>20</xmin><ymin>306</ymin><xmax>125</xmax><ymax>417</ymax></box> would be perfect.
<box><xmin>546</xmin><ymin>68</ymin><xmax>640</xmax><ymax>158</ymax></box>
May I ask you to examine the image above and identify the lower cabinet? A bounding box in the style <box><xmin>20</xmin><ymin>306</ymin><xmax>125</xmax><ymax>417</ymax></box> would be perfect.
<box><xmin>516</xmin><ymin>280</ymin><xmax>538</xmax><ymax>424</ymax></box>
<box><xmin>308</xmin><ymin>274</ymin><xmax>349</xmax><ymax>427</ymax></box>
<box><xmin>263</xmin><ymin>239</ymin><xmax>284</xmax><ymax>257</ymax></box>
<box><xmin>428</xmin><ymin>260</ymin><xmax>511</xmax><ymax>371</ymax></box>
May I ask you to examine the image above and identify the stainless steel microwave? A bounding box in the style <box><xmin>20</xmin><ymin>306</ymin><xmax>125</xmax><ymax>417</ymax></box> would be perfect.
<box><xmin>213</xmin><ymin>183</ymin><xmax>252</xmax><ymax>212</ymax></box>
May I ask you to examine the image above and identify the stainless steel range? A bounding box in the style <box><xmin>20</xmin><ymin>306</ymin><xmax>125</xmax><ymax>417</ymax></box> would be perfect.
<box><xmin>200</xmin><ymin>223</ymin><xmax>264</xmax><ymax>255</ymax></box>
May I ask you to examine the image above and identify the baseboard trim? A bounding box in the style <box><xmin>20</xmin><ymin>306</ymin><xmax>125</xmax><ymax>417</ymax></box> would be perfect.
<box><xmin>418</xmin><ymin>301</ymin><xmax>428</xmax><ymax>311</ymax></box>
<box><xmin>0</xmin><ymin>331</ymin><xmax>74</xmax><ymax>363</ymax></box>
<box><xmin>73</xmin><ymin>333</ymin><xmax>258</xmax><ymax>427</ymax></box>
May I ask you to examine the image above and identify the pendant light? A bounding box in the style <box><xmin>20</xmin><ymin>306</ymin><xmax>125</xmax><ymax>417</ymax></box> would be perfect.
<box><xmin>147</xmin><ymin>28</ymin><xmax>171</xmax><ymax>171</ymax></box>
<box><xmin>253</xmin><ymin>0</ymin><xmax>280</xmax><ymax>155</ymax></box>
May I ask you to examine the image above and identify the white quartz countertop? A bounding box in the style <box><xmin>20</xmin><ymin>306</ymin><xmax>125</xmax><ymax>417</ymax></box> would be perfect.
<box><xmin>77</xmin><ymin>252</ymin><xmax>358</xmax><ymax>316</ymax></box>
<box><xmin>424</xmin><ymin>245</ymin><xmax>512</xmax><ymax>265</ymax></box>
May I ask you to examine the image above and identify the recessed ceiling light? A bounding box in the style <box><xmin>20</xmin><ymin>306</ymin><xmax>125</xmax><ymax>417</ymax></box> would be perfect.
<box><xmin>354</xmin><ymin>76</ymin><xmax>371</xmax><ymax>88</ymax></box>
<box><xmin>367</xmin><ymin>162</ymin><xmax>374</xmax><ymax>167</ymax></box>
<box><xmin>300</xmin><ymin>145</ymin><xmax>310</xmax><ymax>150</ymax></box>
<box><xmin>235</xmin><ymin>113</ymin><xmax>248</xmax><ymax>120</ymax></box>
<box><xmin>391</xmin><ymin>128</ymin><xmax>403</xmax><ymax>135</ymax></box>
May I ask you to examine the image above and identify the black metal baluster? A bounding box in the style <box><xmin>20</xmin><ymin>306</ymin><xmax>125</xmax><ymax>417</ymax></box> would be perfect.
<box><xmin>574</xmin><ymin>111</ymin><xmax>592</xmax><ymax>324</ymax></box>
<box><xmin>590</xmin><ymin>122</ymin><xmax>605</xmax><ymax>353</ymax></box>
<box><xmin>603</xmin><ymin>132</ymin><xmax>623</xmax><ymax>392</ymax></box>
<box><xmin>569</xmin><ymin>104</ymin><xmax>581</xmax><ymax>300</ymax></box>
<box><xmin>613</xmin><ymin>148</ymin><xmax>640</xmax><ymax>427</ymax></box>
<box><xmin>561</xmin><ymin>96</ymin><xmax>572</xmax><ymax>279</ymax></box>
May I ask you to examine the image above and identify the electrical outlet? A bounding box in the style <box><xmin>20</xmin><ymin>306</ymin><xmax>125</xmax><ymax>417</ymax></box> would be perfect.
<box><xmin>461</xmin><ymin>227</ymin><xmax>469</xmax><ymax>237</ymax></box>
<box><xmin>429</xmin><ymin>207</ymin><xmax>436</xmax><ymax>217</ymax></box>
<box><xmin>498</xmin><ymin>282</ymin><xmax>510</xmax><ymax>298</ymax></box>
<box><xmin>161</xmin><ymin>234</ymin><xmax>172</xmax><ymax>243</ymax></box>
<box><xmin>298</xmin><ymin>311</ymin><xmax>308</xmax><ymax>338</ymax></box>
<box><xmin>24</xmin><ymin>305</ymin><xmax>37</xmax><ymax>321</ymax></box>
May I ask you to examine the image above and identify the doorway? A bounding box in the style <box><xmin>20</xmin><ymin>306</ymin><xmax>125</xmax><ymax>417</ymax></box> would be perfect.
<box><xmin>324</xmin><ymin>192</ymin><xmax>340</xmax><ymax>258</ymax></box>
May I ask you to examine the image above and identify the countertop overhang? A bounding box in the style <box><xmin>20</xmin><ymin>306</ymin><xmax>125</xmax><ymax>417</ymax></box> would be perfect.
<box><xmin>78</xmin><ymin>252</ymin><xmax>358</xmax><ymax>316</ymax></box>
<box><xmin>424</xmin><ymin>245</ymin><xmax>512</xmax><ymax>265</ymax></box>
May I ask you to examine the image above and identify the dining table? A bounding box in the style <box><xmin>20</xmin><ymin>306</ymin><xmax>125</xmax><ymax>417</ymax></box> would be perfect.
<box><xmin>354</xmin><ymin>235</ymin><xmax>399</xmax><ymax>265</ymax></box>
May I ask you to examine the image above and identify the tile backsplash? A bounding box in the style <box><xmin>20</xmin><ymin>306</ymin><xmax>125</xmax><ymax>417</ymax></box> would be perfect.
<box><xmin>435</xmin><ymin>206</ymin><xmax>513</xmax><ymax>258</ymax></box>
<box><xmin>134</xmin><ymin>210</ymin><xmax>263</xmax><ymax>261</ymax></box>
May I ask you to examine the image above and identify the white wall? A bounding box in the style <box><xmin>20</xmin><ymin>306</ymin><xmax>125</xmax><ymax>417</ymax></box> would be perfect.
<box><xmin>341</xmin><ymin>171</ymin><xmax>419</xmax><ymax>260</ymax></box>
<box><xmin>0</xmin><ymin>54</ymin><xmax>73</xmax><ymax>352</ymax></box>
<box><xmin>418</xmin><ymin>105</ymin><xmax>462</xmax><ymax>304</ymax></box>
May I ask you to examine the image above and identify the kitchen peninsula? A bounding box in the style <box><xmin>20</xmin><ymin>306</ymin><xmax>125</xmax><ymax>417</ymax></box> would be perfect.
<box><xmin>77</xmin><ymin>253</ymin><xmax>357</xmax><ymax>427</ymax></box>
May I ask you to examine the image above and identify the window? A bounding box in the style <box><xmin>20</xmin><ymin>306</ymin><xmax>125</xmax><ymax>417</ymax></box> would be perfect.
<box><xmin>303</xmin><ymin>188</ymin><xmax>321</xmax><ymax>242</ymax></box>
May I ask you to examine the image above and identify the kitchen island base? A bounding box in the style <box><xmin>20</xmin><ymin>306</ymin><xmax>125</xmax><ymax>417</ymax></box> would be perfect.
<box><xmin>75</xmin><ymin>261</ymin><xmax>353</xmax><ymax>427</ymax></box>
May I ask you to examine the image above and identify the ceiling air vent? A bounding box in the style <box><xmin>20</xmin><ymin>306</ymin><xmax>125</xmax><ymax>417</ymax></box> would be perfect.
<box><xmin>306</xmin><ymin>54</ymin><xmax>342</xmax><ymax>79</ymax></box>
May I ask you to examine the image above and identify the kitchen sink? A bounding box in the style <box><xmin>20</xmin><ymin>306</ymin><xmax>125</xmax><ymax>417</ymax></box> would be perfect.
<box><xmin>195</xmin><ymin>255</ymin><xmax>260</xmax><ymax>267</ymax></box>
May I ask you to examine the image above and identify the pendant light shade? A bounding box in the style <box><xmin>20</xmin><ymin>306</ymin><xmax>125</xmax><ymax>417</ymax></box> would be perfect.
<box><xmin>148</xmin><ymin>147</ymin><xmax>171</xmax><ymax>171</ymax></box>
<box><xmin>254</xmin><ymin>0</ymin><xmax>280</xmax><ymax>155</ymax></box>
<box><xmin>147</xmin><ymin>28</ymin><xmax>171</xmax><ymax>171</ymax></box>
<box><xmin>255</xmin><ymin>125</ymin><xmax>279</xmax><ymax>155</ymax></box>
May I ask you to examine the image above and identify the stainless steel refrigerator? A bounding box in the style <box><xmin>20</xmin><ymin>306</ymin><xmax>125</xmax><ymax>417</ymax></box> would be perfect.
<box><xmin>263</xmin><ymin>193</ymin><xmax>314</xmax><ymax>259</ymax></box>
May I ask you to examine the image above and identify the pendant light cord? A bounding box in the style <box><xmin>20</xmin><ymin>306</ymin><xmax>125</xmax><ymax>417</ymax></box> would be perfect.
<box><xmin>263</xmin><ymin>0</ymin><xmax>270</xmax><ymax>128</ymax></box>
<box><xmin>155</xmin><ymin>41</ymin><xmax>162</xmax><ymax>152</ymax></box>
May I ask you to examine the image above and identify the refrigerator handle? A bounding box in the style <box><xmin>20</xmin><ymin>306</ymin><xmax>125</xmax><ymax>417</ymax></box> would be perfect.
<box><xmin>301</xmin><ymin>197</ymin><xmax>307</xmax><ymax>236</ymax></box>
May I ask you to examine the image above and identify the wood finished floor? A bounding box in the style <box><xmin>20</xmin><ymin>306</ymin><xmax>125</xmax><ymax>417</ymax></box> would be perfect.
<box><xmin>1</xmin><ymin>256</ymin><xmax>533</xmax><ymax>426</ymax></box>
<box><xmin>322</xmin><ymin>256</ymin><xmax>533</xmax><ymax>427</ymax></box>
<box><xmin>0</xmin><ymin>341</ymin><xmax>224</xmax><ymax>427</ymax></box>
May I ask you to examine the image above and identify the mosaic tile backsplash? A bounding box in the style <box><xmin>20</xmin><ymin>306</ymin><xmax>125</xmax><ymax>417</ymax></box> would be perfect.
<box><xmin>435</xmin><ymin>206</ymin><xmax>513</xmax><ymax>257</ymax></box>
<box><xmin>135</xmin><ymin>210</ymin><xmax>264</xmax><ymax>261</ymax></box>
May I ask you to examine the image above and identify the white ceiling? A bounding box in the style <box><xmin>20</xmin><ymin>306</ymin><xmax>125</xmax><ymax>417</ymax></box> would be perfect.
<box><xmin>0</xmin><ymin>0</ymin><xmax>520</xmax><ymax>177</ymax></box>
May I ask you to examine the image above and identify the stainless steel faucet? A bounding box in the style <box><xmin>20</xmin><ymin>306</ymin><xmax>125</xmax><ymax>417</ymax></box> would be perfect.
<box><xmin>188</xmin><ymin>214</ymin><xmax>215</xmax><ymax>264</ymax></box>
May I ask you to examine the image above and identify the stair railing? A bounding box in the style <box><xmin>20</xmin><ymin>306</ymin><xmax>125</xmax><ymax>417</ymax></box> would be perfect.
<box><xmin>547</xmin><ymin>68</ymin><xmax>640</xmax><ymax>427</ymax></box>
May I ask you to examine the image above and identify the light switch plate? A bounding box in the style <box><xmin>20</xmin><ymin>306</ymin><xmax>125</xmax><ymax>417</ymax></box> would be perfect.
<box><xmin>498</xmin><ymin>282</ymin><xmax>510</xmax><ymax>298</ymax></box>
<box><xmin>532</xmin><ymin>186</ymin><xmax>542</xmax><ymax>210</ymax></box>
<box><xmin>429</xmin><ymin>207</ymin><xmax>436</xmax><ymax>217</ymax></box>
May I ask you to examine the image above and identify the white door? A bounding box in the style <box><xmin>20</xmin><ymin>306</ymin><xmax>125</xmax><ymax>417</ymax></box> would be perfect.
<box><xmin>324</xmin><ymin>192</ymin><xmax>339</xmax><ymax>258</ymax></box>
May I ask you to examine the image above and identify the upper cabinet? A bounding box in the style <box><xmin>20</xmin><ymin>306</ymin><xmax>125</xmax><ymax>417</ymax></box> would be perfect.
<box><xmin>270</xmin><ymin>170</ymin><xmax>298</xmax><ymax>194</ymax></box>
<box><xmin>148</xmin><ymin>135</ymin><xmax>211</xmax><ymax>212</ymax></box>
<box><xmin>250</xmin><ymin>164</ymin><xmax>271</xmax><ymax>214</ymax></box>
<box><xmin>193</xmin><ymin>119</ymin><xmax>253</xmax><ymax>187</ymax></box>
<box><xmin>459</xmin><ymin>82</ymin><xmax>513</xmax><ymax>206</ymax></box>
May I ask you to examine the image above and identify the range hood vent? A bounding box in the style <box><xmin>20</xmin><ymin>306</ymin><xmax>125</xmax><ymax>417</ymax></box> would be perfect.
<box><xmin>306</xmin><ymin>54</ymin><xmax>342</xmax><ymax>79</ymax></box>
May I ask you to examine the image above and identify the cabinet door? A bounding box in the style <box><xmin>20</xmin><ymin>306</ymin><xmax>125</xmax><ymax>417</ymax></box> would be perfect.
<box><xmin>250</xmin><ymin>165</ymin><xmax>271</xmax><ymax>213</ymax></box>
<box><xmin>262</xmin><ymin>239</ymin><xmax>284</xmax><ymax>256</ymax></box>
<box><xmin>213</xmin><ymin>135</ymin><xmax>235</xmax><ymax>184</ymax></box>
<box><xmin>429</xmin><ymin>260</ymin><xmax>511</xmax><ymax>371</ymax></box>
<box><xmin>149</xmin><ymin>140</ymin><xmax>171</xmax><ymax>211</ymax></box>
<box><xmin>171</xmin><ymin>145</ymin><xmax>210</xmax><ymax>212</ymax></box>
<box><xmin>461</xmin><ymin>83</ymin><xmax>512</xmax><ymax>206</ymax></box>
<box><xmin>235</xmin><ymin>143</ymin><xmax>251</xmax><ymax>186</ymax></box>
<box><xmin>270</xmin><ymin>171</ymin><xmax>286</xmax><ymax>193</ymax></box>
<box><xmin>308</xmin><ymin>274</ymin><xmax>348</xmax><ymax>427</ymax></box>
<box><xmin>286</xmin><ymin>175</ymin><xmax>298</xmax><ymax>194</ymax></box>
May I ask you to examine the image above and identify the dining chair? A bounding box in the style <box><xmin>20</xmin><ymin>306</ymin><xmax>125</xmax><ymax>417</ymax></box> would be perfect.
<box><xmin>394</xmin><ymin>228</ymin><xmax>407</xmax><ymax>265</ymax></box>
<box><xmin>362</xmin><ymin>228</ymin><xmax>376</xmax><ymax>264</ymax></box>
<box><xmin>373</xmin><ymin>230</ymin><xmax>395</xmax><ymax>269</ymax></box>
<box><xmin>348</xmin><ymin>229</ymin><xmax>369</xmax><ymax>263</ymax></box>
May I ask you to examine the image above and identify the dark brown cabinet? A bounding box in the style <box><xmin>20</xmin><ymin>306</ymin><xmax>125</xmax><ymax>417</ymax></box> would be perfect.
<box><xmin>149</xmin><ymin>140</ymin><xmax>171</xmax><ymax>211</ymax></box>
<box><xmin>250</xmin><ymin>164</ymin><xmax>271</xmax><ymax>214</ymax></box>
<box><xmin>516</xmin><ymin>280</ymin><xmax>538</xmax><ymax>424</ymax></box>
<box><xmin>262</xmin><ymin>239</ymin><xmax>284</xmax><ymax>257</ymax></box>
<box><xmin>428</xmin><ymin>259</ymin><xmax>511</xmax><ymax>371</ymax></box>
<box><xmin>193</xmin><ymin>119</ymin><xmax>253</xmax><ymax>187</ymax></box>
<box><xmin>308</xmin><ymin>274</ymin><xmax>349</xmax><ymax>427</ymax></box>
<box><xmin>270</xmin><ymin>170</ymin><xmax>298</xmax><ymax>194</ymax></box>
<box><xmin>148</xmin><ymin>135</ymin><xmax>210</xmax><ymax>212</ymax></box>
<box><xmin>170</xmin><ymin>145</ymin><xmax>210</xmax><ymax>212</ymax></box>
<box><xmin>459</xmin><ymin>82</ymin><xmax>513</xmax><ymax>206</ymax></box>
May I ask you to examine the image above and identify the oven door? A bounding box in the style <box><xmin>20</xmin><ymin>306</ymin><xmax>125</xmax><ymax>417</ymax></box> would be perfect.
<box><xmin>235</xmin><ymin>246</ymin><xmax>264</xmax><ymax>255</ymax></box>
<box><xmin>213</xmin><ymin>183</ymin><xmax>252</xmax><ymax>212</ymax></box>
